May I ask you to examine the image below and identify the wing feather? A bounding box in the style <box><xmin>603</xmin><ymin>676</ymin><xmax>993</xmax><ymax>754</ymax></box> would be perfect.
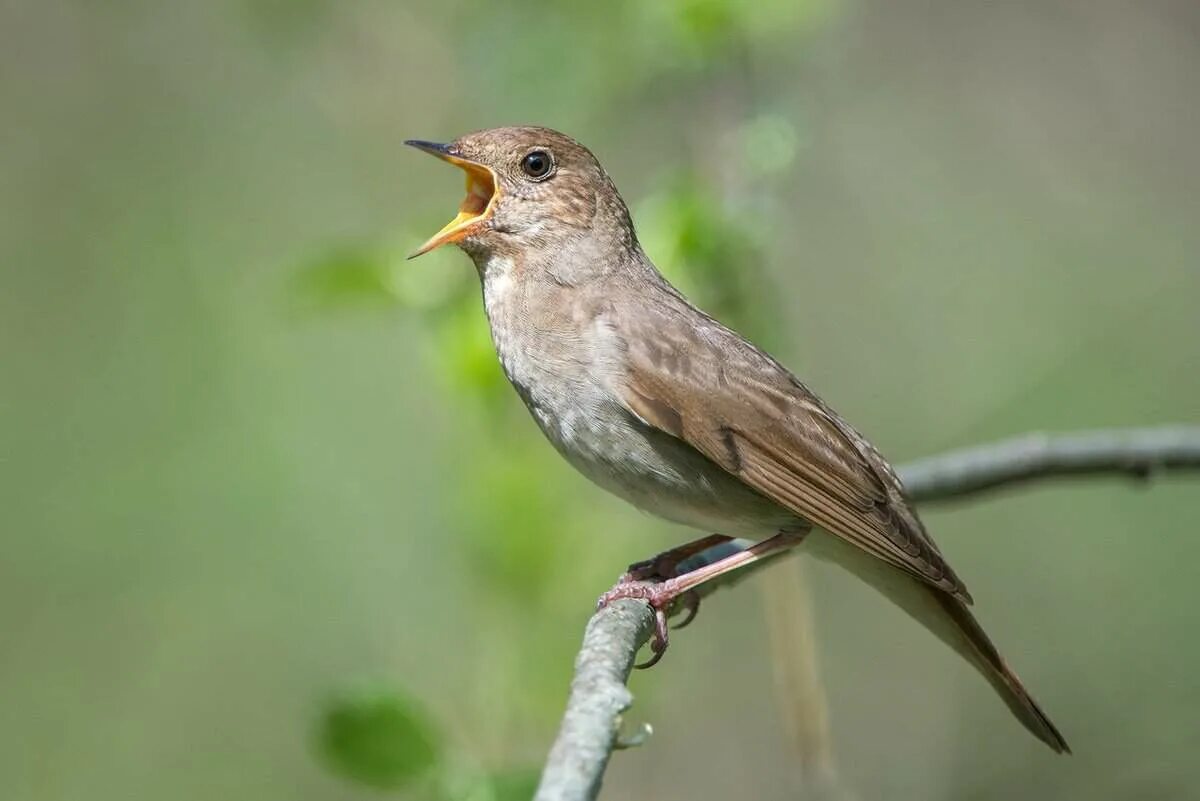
<box><xmin>617</xmin><ymin>302</ymin><xmax>971</xmax><ymax>602</ymax></box>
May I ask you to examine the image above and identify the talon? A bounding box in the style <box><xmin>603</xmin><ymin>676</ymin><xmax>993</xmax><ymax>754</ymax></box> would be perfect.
<box><xmin>635</xmin><ymin>607</ymin><xmax>670</xmax><ymax>669</ymax></box>
<box><xmin>671</xmin><ymin>590</ymin><xmax>701</xmax><ymax>629</ymax></box>
<box><xmin>634</xmin><ymin>651</ymin><xmax>662</xmax><ymax>669</ymax></box>
<box><xmin>598</xmin><ymin>567</ymin><xmax>704</xmax><ymax>669</ymax></box>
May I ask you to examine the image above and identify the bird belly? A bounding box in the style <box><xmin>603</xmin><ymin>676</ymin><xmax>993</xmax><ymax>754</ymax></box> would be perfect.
<box><xmin>529</xmin><ymin>386</ymin><xmax>794</xmax><ymax>539</ymax></box>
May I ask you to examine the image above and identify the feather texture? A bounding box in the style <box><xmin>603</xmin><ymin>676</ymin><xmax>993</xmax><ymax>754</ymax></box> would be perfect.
<box><xmin>615</xmin><ymin>288</ymin><xmax>971</xmax><ymax>602</ymax></box>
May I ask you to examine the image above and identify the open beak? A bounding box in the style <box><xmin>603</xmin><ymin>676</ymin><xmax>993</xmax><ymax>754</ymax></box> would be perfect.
<box><xmin>405</xmin><ymin>140</ymin><xmax>498</xmax><ymax>259</ymax></box>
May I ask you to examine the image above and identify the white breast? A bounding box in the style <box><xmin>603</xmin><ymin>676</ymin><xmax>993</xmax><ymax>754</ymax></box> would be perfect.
<box><xmin>481</xmin><ymin>255</ymin><xmax>607</xmax><ymax>451</ymax></box>
<box><xmin>482</xmin><ymin>256</ymin><xmax>516</xmax><ymax>322</ymax></box>
<box><xmin>478</xmin><ymin>255</ymin><xmax>792</xmax><ymax>539</ymax></box>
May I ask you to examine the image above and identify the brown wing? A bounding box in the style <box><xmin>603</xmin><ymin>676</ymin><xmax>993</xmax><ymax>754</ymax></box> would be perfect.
<box><xmin>615</xmin><ymin>298</ymin><xmax>971</xmax><ymax>603</ymax></box>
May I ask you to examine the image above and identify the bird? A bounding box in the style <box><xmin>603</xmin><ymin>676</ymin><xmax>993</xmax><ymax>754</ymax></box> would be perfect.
<box><xmin>405</xmin><ymin>126</ymin><xmax>1069</xmax><ymax>753</ymax></box>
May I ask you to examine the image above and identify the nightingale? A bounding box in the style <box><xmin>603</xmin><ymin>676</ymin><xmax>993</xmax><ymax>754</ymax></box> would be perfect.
<box><xmin>406</xmin><ymin>126</ymin><xmax>1068</xmax><ymax>753</ymax></box>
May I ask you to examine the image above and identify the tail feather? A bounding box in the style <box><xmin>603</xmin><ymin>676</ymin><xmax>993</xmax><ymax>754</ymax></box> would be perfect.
<box><xmin>931</xmin><ymin>591</ymin><xmax>1071</xmax><ymax>754</ymax></box>
<box><xmin>807</xmin><ymin>534</ymin><xmax>1070</xmax><ymax>753</ymax></box>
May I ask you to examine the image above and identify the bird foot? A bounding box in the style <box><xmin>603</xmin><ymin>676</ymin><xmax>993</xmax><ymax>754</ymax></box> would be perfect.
<box><xmin>595</xmin><ymin>535</ymin><xmax>732</xmax><ymax>667</ymax></box>
<box><xmin>595</xmin><ymin>576</ymin><xmax>700</xmax><ymax>669</ymax></box>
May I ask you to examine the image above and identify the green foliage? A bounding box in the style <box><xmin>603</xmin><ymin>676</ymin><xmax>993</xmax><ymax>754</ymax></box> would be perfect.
<box><xmin>291</xmin><ymin>241</ymin><xmax>473</xmax><ymax>316</ymax></box>
<box><xmin>481</xmin><ymin>768</ymin><xmax>541</xmax><ymax>801</ymax></box>
<box><xmin>634</xmin><ymin>0</ymin><xmax>842</xmax><ymax>69</ymax></box>
<box><xmin>292</xmin><ymin>245</ymin><xmax>401</xmax><ymax>312</ymax></box>
<box><xmin>454</xmin><ymin>447</ymin><xmax>571</xmax><ymax>606</ymax></box>
<box><xmin>316</xmin><ymin>685</ymin><xmax>543</xmax><ymax>798</ymax></box>
<box><xmin>429</xmin><ymin>297</ymin><xmax>512</xmax><ymax>407</ymax></box>
<box><xmin>317</xmin><ymin>685</ymin><xmax>441</xmax><ymax>791</ymax></box>
<box><xmin>441</xmin><ymin>767</ymin><xmax>541</xmax><ymax>801</ymax></box>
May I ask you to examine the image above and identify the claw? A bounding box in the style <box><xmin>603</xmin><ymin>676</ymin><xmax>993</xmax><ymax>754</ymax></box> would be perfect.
<box><xmin>671</xmin><ymin>590</ymin><xmax>701</xmax><ymax>629</ymax></box>
<box><xmin>597</xmin><ymin>534</ymin><xmax>739</xmax><ymax>669</ymax></box>
<box><xmin>635</xmin><ymin>607</ymin><xmax>670</xmax><ymax>669</ymax></box>
<box><xmin>596</xmin><ymin>579</ymin><xmax>680</xmax><ymax>669</ymax></box>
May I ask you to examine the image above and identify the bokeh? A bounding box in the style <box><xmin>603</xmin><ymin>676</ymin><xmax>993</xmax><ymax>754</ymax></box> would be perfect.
<box><xmin>2</xmin><ymin>1</ymin><xmax>1198</xmax><ymax>799</ymax></box>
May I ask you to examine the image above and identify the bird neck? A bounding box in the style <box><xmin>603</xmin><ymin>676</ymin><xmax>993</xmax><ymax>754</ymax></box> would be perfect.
<box><xmin>468</xmin><ymin>226</ymin><xmax>651</xmax><ymax>290</ymax></box>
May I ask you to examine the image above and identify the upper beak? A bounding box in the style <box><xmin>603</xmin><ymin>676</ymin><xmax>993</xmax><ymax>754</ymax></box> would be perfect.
<box><xmin>405</xmin><ymin>139</ymin><xmax>455</xmax><ymax>159</ymax></box>
<box><xmin>405</xmin><ymin>139</ymin><xmax>498</xmax><ymax>259</ymax></box>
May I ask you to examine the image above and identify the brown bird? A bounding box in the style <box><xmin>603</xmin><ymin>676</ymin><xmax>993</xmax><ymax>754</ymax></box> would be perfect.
<box><xmin>407</xmin><ymin>126</ymin><xmax>1069</xmax><ymax>753</ymax></box>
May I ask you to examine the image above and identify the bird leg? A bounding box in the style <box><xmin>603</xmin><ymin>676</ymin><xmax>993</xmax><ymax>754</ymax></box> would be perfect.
<box><xmin>615</xmin><ymin>533</ymin><xmax>733</xmax><ymax>636</ymax></box>
<box><xmin>620</xmin><ymin>533</ymin><xmax>734</xmax><ymax>582</ymax></box>
<box><xmin>596</xmin><ymin>531</ymin><xmax>803</xmax><ymax>668</ymax></box>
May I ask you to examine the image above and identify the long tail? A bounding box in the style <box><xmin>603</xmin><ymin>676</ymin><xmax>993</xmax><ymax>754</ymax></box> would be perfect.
<box><xmin>930</xmin><ymin>590</ymin><xmax>1070</xmax><ymax>753</ymax></box>
<box><xmin>807</xmin><ymin>534</ymin><xmax>1070</xmax><ymax>753</ymax></box>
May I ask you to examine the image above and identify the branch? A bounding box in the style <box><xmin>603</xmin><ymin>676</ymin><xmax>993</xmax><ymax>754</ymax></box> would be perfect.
<box><xmin>900</xmin><ymin>425</ymin><xmax>1200</xmax><ymax>503</ymax></box>
<box><xmin>532</xmin><ymin>600</ymin><xmax>654</xmax><ymax>801</ymax></box>
<box><xmin>533</xmin><ymin>426</ymin><xmax>1200</xmax><ymax>800</ymax></box>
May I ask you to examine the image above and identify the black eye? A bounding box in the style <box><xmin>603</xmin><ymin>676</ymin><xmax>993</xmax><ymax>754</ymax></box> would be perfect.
<box><xmin>521</xmin><ymin>150</ymin><xmax>553</xmax><ymax>179</ymax></box>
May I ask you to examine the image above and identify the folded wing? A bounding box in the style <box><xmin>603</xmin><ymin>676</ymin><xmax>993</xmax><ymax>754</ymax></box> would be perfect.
<box><xmin>615</xmin><ymin>300</ymin><xmax>971</xmax><ymax>603</ymax></box>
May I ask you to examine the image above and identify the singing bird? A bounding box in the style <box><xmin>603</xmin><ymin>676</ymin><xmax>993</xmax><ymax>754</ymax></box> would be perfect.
<box><xmin>407</xmin><ymin>126</ymin><xmax>1068</xmax><ymax>753</ymax></box>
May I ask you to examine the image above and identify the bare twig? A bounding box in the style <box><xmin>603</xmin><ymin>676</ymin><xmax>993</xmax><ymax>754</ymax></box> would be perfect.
<box><xmin>901</xmin><ymin>425</ymin><xmax>1200</xmax><ymax>503</ymax></box>
<box><xmin>533</xmin><ymin>426</ymin><xmax>1200</xmax><ymax>801</ymax></box>
<box><xmin>533</xmin><ymin>600</ymin><xmax>654</xmax><ymax>801</ymax></box>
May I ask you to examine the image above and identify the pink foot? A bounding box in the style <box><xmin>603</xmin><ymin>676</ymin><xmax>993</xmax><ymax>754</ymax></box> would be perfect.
<box><xmin>596</xmin><ymin>576</ymin><xmax>696</xmax><ymax>668</ymax></box>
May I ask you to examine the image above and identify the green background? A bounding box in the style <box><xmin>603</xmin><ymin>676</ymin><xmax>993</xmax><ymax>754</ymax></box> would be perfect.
<box><xmin>2</xmin><ymin>1</ymin><xmax>1198</xmax><ymax>799</ymax></box>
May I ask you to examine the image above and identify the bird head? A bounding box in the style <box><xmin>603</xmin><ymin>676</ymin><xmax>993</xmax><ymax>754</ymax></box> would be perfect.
<box><xmin>406</xmin><ymin>126</ymin><xmax>635</xmax><ymax>262</ymax></box>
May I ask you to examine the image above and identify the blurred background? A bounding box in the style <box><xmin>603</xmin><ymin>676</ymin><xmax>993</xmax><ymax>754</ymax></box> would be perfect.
<box><xmin>2</xmin><ymin>1</ymin><xmax>1199</xmax><ymax>799</ymax></box>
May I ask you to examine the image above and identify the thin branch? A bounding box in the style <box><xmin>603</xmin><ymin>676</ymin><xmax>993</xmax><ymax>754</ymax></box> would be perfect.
<box><xmin>532</xmin><ymin>600</ymin><xmax>654</xmax><ymax>801</ymax></box>
<box><xmin>900</xmin><ymin>425</ymin><xmax>1200</xmax><ymax>503</ymax></box>
<box><xmin>533</xmin><ymin>426</ymin><xmax>1200</xmax><ymax>801</ymax></box>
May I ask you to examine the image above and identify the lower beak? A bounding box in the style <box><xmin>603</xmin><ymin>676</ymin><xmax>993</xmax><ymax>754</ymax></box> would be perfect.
<box><xmin>405</xmin><ymin>140</ymin><xmax>498</xmax><ymax>259</ymax></box>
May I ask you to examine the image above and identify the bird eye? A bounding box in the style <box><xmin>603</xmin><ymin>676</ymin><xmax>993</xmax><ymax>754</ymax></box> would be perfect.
<box><xmin>521</xmin><ymin>150</ymin><xmax>553</xmax><ymax>180</ymax></box>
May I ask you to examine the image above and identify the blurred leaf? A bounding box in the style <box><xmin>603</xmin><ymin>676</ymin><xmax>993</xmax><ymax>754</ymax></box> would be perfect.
<box><xmin>317</xmin><ymin>684</ymin><xmax>441</xmax><ymax>790</ymax></box>
<box><xmin>439</xmin><ymin>764</ymin><xmax>541</xmax><ymax>801</ymax></box>
<box><xmin>292</xmin><ymin>245</ymin><xmax>399</xmax><ymax>312</ymax></box>
<box><xmin>738</xmin><ymin>112</ymin><xmax>803</xmax><ymax>178</ymax></box>
<box><xmin>393</xmin><ymin>247</ymin><xmax>475</xmax><ymax>311</ymax></box>
<box><xmin>430</xmin><ymin>297</ymin><xmax>512</xmax><ymax>405</ymax></box>
<box><xmin>485</xmin><ymin>768</ymin><xmax>540</xmax><ymax>801</ymax></box>
<box><xmin>456</xmin><ymin>446</ymin><xmax>570</xmax><ymax>606</ymax></box>
<box><xmin>673</xmin><ymin>0</ymin><xmax>739</xmax><ymax>54</ymax></box>
<box><xmin>632</xmin><ymin>0</ymin><xmax>841</xmax><ymax>68</ymax></box>
<box><xmin>291</xmin><ymin>238</ymin><xmax>476</xmax><ymax>318</ymax></box>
